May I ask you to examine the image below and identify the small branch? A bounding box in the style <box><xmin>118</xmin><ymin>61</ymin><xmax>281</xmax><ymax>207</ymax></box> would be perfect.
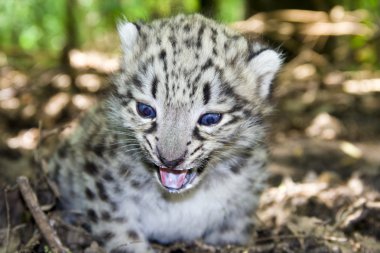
<box><xmin>17</xmin><ymin>176</ymin><xmax>68</xmax><ymax>253</ymax></box>
<box><xmin>34</xmin><ymin>121</ymin><xmax>61</xmax><ymax>200</ymax></box>
<box><xmin>4</xmin><ymin>188</ymin><xmax>11</xmax><ymax>253</ymax></box>
<box><xmin>20</xmin><ymin>230</ymin><xmax>42</xmax><ymax>253</ymax></box>
<box><xmin>253</xmin><ymin>234</ymin><xmax>348</xmax><ymax>244</ymax></box>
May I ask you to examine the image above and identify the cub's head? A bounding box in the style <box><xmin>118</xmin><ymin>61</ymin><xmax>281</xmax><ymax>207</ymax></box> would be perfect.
<box><xmin>107</xmin><ymin>14</ymin><xmax>282</xmax><ymax>193</ymax></box>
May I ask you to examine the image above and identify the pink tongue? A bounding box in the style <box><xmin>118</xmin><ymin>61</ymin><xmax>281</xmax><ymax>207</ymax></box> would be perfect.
<box><xmin>159</xmin><ymin>168</ymin><xmax>187</xmax><ymax>189</ymax></box>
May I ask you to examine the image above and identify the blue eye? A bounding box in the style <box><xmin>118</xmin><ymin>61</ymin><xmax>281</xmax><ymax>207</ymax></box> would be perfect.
<box><xmin>198</xmin><ymin>113</ymin><xmax>222</xmax><ymax>126</ymax></box>
<box><xmin>137</xmin><ymin>102</ymin><xmax>156</xmax><ymax>119</ymax></box>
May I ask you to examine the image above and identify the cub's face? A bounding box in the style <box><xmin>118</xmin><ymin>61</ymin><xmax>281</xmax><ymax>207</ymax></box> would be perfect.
<box><xmin>107</xmin><ymin>15</ymin><xmax>282</xmax><ymax>193</ymax></box>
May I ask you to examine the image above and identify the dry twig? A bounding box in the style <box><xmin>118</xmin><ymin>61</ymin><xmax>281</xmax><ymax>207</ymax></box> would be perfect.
<box><xmin>34</xmin><ymin>121</ymin><xmax>62</xmax><ymax>199</ymax></box>
<box><xmin>4</xmin><ymin>188</ymin><xmax>11</xmax><ymax>253</ymax></box>
<box><xmin>19</xmin><ymin>230</ymin><xmax>42</xmax><ymax>253</ymax></box>
<box><xmin>17</xmin><ymin>176</ymin><xmax>68</xmax><ymax>253</ymax></box>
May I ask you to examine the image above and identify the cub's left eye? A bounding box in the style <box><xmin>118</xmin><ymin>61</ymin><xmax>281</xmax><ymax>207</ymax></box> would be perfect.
<box><xmin>137</xmin><ymin>102</ymin><xmax>156</xmax><ymax>119</ymax></box>
<box><xmin>198</xmin><ymin>113</ymin><xmax>222</xmax><ymax>126</ymax></box>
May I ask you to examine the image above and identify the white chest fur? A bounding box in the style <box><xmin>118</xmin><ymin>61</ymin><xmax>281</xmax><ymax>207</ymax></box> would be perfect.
<box><xmin>132</xmin><ymin>168</ymin><xmax>258</xmax><ymax>243</ymax></box>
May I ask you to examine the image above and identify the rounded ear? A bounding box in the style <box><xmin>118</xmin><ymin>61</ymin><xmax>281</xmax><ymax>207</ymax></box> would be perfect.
<box><xmin>248</xmin><ymin>48</ymin><xmax>283</xmax><ymax>99</ymax></box>
<box><xmin>117</xmin><ymin>21</ymin><xmax>140</xmax><ymax>56</ymax></box>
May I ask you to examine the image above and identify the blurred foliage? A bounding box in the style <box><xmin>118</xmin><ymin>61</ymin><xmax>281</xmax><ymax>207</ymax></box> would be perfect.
<box><xmin>340</xmin><ymin>0</ymin><xmax>380</xmax><ymax>13</ymax></box>
<box><xmin>0</xmin><ymin>1</ymin><xmax>65</xmax><ymax>53</ymax></box>
<box><xmin>0</xmin><ymin>0</ymin><xmax>243</xmax><ymax>54</ymax></box>
<box><xmin>0</xmin><ymin>0</ymin><xmax>379</xmax><ymax>69</ymax></box>
<box><xmin>338</xmin><ymin>0</ymin><xmax>380</xmax><ymax>69</ymax></box>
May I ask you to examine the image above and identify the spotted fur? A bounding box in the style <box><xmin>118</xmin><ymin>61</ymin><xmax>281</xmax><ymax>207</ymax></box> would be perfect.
<box><xmin>49</xmin><ymin>14</ymin><xmax>282</xmax><ymax>253</ymax></box>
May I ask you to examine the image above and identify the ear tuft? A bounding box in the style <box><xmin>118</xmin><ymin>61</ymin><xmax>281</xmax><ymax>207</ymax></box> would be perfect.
<box><xmin>117</xmin><ymin>21</ymin><xmax>139</xmax><ymax>53</ymax></box>
<box><xmin>248</xmin><ymin>48</ymin><xmax>282</xmax><ymax>99</ymax></box>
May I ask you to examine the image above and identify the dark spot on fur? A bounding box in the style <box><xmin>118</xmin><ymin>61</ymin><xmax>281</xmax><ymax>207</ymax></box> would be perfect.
<box><xmin>192</xmin><ymin>73</ymin><xmax>201</xmax><ymax>86</ymax></box>
<box><xmin>201</xmin><ymin>58</ymin><xmax>213</xmax><ymax>72</ymax></box>
<box><xmin>114</xmin><ymin>216</ymin><xmax>126</xmax><ymax>223</ymax></box>
<box><xmin>139</xmin><ymin>62</ymin><xmax>148</xmax><ymax>75</ymax></box>
<box><xmin>202</xmin><ymin>82</ymin><xmax>211</xmax><ymax>105</ymax></box>
<box><xmin>113</xmin><ymin>91</ymin><xmax>124</xmax><ymax>99</ymax></box>
<box><xmin>85</xmin><ymin>187</ymin><xmax>95</xmax><ymax>200</ymax></box>
<box><xmin>102</xmin><ymin>172</ymin><xmax>114</xmax><ymax>182</ymax></box>
<box><xmin>130</xmin><ymin>179</ymin><xmax>142</xmax><ymax>189</ymax></box>
<box><xmin>169</xmin><ymin>35</ymin><xmax>177</xmax><ymax>48</ymax></box>
<box><xmin>230</xmin><ymin>164</ymin><xmax>241</xmax><ymax>174</ymax></box>
<box><xmin>87</xmin><ymin>209</ymin><xmax>98</xmax><ymax>223</ymax></box>
<box><xmin>192</xmin><ymin>127</ymin><xmax>205</xmax><ymax>141</ymax></box>
<box><xmin>100</xmin><ymin>230</ymin><xmax>115</xmax><ymax>240</ymax></box>
<box><xmin>197</xmin><ymin>25</ymin><xmax>205</xmax><ymax>48</ymax></box>
<box><xmin>121</xmin><ymin>99</ymin><xmax>129</xmax><ymax>107</ymax></box>
<box><xmin>227</xmin><ymin>104</ymin><xmax>244</xmax><ymax>114</ymax></box>
<box><xmin>219</xmin><ymin>220</ymin><xmax>234</xmax><ymax>233</ymax></box>
<box><xmin>243</xmin><ymin>109</ymin><xmax>252</xmax><ymax>118</ymax></box>
<box><xmin>144</xmin><ymin>122</ymin><xmax>157</xmax><ymax>134</ymax></box>
<box><xmin>184</xmin><ymin>39</ymin><xmax>192</xmax><ymax>48</ymax></box>
<box><xmin>159</xmin><ymin>49</ymin><xmax>167</xmax><ymax>61</ymax></box>
<box><xmin>82</xmin><ymin>223</ymin><xmax>92</xmax><ymax>232</ymax></box>
<box><xmin>110</xmin><ymin>201</ymin><xmax>118</xmax><ymax>212</ymax></box>
<box><xmin>93</xmin><ymin>144</ymin><xmax>104</xmax><ymax>157</ymax></box>
<box><xmin>132</xmin><ymin>22</ymin><xmax>141</xmax><ymax>32</ymax></box>
<box><xmin>101</xmin><ymin>211</ymin><xmax>111</xmax><ymax>221</ymax></box>
<box><xmin>151</xmin><ymin>76</ymin><xmax>158</xmax><ymax>99</ymax></box>
<box><xmin>131</xmin><ymin>74</ymin><xmax>142</xmax><ymax>89</ymax></box>
<box><xmin>96</xmin><ymin>181</ymin><xmax>108</xmax><ymax>201</ymax></box>
<box><xmin>183</xmin><ymin>23</ymin><xmax>190</xmax><ymax>32</ymax></box>
<box><xmin>114</xmin><ymin>183</ymin><xmax>122</xmax><ymax>194</ymax></box>
<box><xmin>211</xmin><ymin>27</ymin><xmax>217</xmax><ymax>44</ymax></box>
<box><xmin>118</xmin><ymin>165</ymin><xmax>130</xmax><ymax>178</ymax></box>
<box><xmin>127</xmin><ymin>230</ymin><xmax>139</xmax><ymax>240</ymax></box>
<box><xmin>224</xmin><ymin>115</ymin><xmax>241</xmax><ymax>126</ymax></box>
<box><xmin>84</xmin><ymin>161</ymin><xmax>98</xmax><ymax>175</ymax></box>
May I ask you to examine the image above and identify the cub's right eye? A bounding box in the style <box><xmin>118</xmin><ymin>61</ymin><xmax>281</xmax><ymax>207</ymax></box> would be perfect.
<box><xmin>137</xmin><ymin>102</ymin><xmax>156</xmax><ymax>119</ymax></box>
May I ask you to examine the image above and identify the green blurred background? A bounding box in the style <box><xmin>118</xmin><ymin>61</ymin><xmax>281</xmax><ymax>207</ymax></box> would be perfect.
<box><xmin>1</xmin><ymin>0</ymin><xmax>379</xmax><ymax>69</ymax></box>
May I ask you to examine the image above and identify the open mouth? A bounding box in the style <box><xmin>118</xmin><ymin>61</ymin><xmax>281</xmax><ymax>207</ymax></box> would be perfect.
<box><xmin>158</xmin><ymin>167</ymin><xmax>197</xmax><ymax>192</ymax></box>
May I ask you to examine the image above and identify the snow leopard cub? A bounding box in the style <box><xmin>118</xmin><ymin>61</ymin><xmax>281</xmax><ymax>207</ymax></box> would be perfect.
<box><xmin>49</xmin><ymin>14</ymin><xmax>282</xmax><ymax>253</ymax></box>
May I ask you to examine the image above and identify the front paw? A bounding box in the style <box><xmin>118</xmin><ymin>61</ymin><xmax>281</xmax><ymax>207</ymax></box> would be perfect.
<box><xmin>97</xmin><ymin>228</ymin><xmax>155</xmax><ymax>253</ymax></box>
<box><xmin>108</xmin><ymin>242</ymin><xmax>154</xmax><ymax>253</ymax></box>
<box><xmin>203</xmin><ymin>221</ymin><xmax>254</xmax><ymax>246</ymax></box>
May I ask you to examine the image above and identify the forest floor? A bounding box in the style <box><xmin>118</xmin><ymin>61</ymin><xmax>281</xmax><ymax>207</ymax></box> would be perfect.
<box><xmin>0</xmin><ymin>50</ymin><xmax>380</xmax><ymax>253</ymax></box>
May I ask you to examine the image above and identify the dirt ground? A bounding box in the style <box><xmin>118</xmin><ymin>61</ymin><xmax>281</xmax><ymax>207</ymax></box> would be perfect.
<box><xmin>0</xmin><ymin>49</ymin><xmax>380</xmax><ymax>252</ymax></box>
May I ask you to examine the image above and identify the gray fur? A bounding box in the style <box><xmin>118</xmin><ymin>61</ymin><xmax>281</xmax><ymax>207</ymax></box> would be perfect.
<box><xmin>49</xmin><ymin>14</ymin><xmax>282</xmax><ymax>253</ymax></box>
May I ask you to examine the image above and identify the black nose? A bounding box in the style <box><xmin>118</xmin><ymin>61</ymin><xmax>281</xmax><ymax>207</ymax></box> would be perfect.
<box><xmin>157</xmin><ymin>149</ymin><xmax>185</xmax><ymax>168</ymax></box>
<box><xmin>159</xmin><ymin>156</ymin><xmax>184</xmax><ymax>168</ymax></box>
<box><xmin>157</xmin><ymin>148</ymin><xmax>186</xmax><ymax>169</ymax></box>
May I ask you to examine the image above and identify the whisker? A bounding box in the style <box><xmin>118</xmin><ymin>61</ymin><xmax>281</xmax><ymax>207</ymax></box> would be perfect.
<box><xmin>108</xmin><ymin>142</ymin><xmax>141</xmax><ymax>147</ymax></box>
